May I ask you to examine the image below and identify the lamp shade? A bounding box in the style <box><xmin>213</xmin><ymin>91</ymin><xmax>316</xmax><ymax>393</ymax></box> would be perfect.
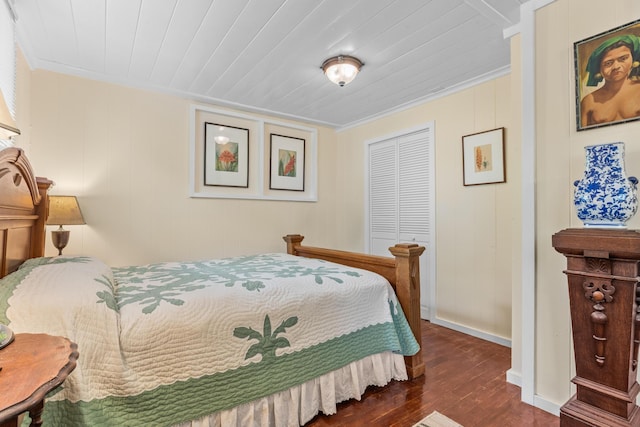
<box><xmin>322</xmin><ymin>55</ymin><xmax>363</xmax><ymax>87</ymax></box>
<box><xmin>0</xmin><ymin>89</ymin><xmax>19</xmax><ymax>140</ymax></box>
<box><xmin>47</xmin><ymin>196</ymin><xmax>86</xmax><ymax>226</ymax></box>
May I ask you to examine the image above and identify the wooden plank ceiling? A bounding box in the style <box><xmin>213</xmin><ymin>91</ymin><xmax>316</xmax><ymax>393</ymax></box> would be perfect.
<box><xmin>12</xmin><ymin>0</ymin><xmax>524</xmax><ymax>128</ymax></box>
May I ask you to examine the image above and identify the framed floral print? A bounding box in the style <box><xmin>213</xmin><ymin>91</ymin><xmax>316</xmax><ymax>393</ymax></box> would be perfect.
<box><xmin>269</xmin><ymin>134</ymin><xmax>305</xmax><ymax>191</ymax></box>
<box><xmin>204</xmin><ymin>122</ymin><xmax>249</xmax><ymax>188</ymax></box>
<box><xmin>462</xmin><ymin>127</ymin><xmax>505</xmax><ymax>186</ymax></box>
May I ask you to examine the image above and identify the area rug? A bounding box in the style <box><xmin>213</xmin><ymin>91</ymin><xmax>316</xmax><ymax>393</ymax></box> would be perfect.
<box><xmin>412</xmin><ymin>411</ymin><xmax>463</xmax><ymax>427</ymax></box>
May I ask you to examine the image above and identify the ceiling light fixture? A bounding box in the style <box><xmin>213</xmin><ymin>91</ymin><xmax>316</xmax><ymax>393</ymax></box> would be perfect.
<box><xmin>322</xmin><ymin>55</ymin><xmax>363</xmax><ymax>87</ymax></box>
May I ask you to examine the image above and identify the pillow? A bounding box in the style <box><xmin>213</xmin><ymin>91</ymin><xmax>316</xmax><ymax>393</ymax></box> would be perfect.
<box><xmin>2</xmin><ymin>255</ymin><xmax>119</xmax><ymax>337</ymax></box>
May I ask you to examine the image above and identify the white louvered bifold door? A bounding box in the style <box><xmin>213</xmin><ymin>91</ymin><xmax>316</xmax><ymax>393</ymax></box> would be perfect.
<box><xmin>369</xmin><ymin>139</ymin><xmax>398</xmax><ymax>258</ymax></box>
<box><xmin>398</xmin><ymin>130</ymin><xmax>431</xmax><ymax>243</ymax></box>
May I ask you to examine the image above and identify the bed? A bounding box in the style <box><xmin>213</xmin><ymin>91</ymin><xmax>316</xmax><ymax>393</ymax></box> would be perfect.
<box><xmin>0</xmin><ymin>147</ymin><xmax>425</xmax><ymax>426</ymax></box>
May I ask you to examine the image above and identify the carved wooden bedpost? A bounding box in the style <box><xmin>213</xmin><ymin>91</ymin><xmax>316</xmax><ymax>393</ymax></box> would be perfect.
<box><xmin>552</xmin><ymin>228</ymin><xmax>640</xmax><ymax>427</ymax></box>
<box><xmin>283</xmin><ymin>234</ymin><xmax>304</xmax><ymax>256</ymax></box>
<box><xmin>33</xmin><ymin>177</ymin><xmax>53</xmax><ymax>257</ymax></box>
<box><xmin>389</xmin><ymin>243</ymin><xmax>425</xmax><ymax>379</ymax></box>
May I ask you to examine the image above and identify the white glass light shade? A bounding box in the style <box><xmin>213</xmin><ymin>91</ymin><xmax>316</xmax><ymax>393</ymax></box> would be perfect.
<box><xmin>322</xmin><ymin>55</ymin><xmax>363</xmax><ymax>87</ymax></box>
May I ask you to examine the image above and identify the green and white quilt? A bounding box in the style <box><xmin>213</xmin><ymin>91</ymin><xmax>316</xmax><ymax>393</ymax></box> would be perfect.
<box><xmin>0</xmin><ymin>253</ymin><xmax>419</xmax><ymax>426</ymax></box>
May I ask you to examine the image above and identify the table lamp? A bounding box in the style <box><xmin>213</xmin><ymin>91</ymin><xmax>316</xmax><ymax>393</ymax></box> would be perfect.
<box><xmin>46</xmin><ymin>196</ymin><xmax>86</xmax><ymax>255</ymax></box>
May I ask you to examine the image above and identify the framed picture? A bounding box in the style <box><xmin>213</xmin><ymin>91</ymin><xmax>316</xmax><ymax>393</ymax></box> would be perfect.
<box><xmin>269</xmin><ymin>134</ymin><xmax>305</xmax><ymax>191</ymax></box>
<box><xmin>204</xmin><ymin>122</ymin><xmax>249</xmax><ymax>187</ymax></box>
<box><xmin>462</xmin><ymin>127</ymin><xmax>505</xmax><ymax>186</ymax></box>
<box><xmin>574</xmin><ymin>19</ymin><xmax>640</xmax><ymax>131</ymax></box>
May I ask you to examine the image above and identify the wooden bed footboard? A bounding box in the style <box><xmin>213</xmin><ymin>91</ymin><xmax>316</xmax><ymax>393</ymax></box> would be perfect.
<box><xmin>283</xmin><ymin>234</ymin><xmax>425</xmax><ymax>379</ymax></box>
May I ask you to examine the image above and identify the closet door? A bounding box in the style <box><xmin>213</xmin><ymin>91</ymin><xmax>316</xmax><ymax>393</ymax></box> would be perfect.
<box><xmin>368</xmin><ymin>139</ymin><xmax>398</xmax><ymax>257</ymax></box>
<box><xmin>397</xmin><ymin>130</ymin><xmax>432</xmax><ymax>320</ymax></box>
<box><xmin>366</xmin><ymin>124</ymin><xmax>435</xmax><ymax>320</ymax></box>
<box><xmin>397</xmin><ymin>131</ymin><xmax>431</xmax><ymax>244</ymax></box>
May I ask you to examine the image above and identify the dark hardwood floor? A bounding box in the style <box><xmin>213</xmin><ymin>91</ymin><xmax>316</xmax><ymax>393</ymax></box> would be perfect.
<box><xmin>306</xmin><ymin>320</ymin><xmax>560</xmax><ymax>427</ymax></box>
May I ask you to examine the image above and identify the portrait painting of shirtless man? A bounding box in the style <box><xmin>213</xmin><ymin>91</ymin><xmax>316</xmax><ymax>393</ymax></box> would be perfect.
<box><xmin>575</xmin><ymin>22</ymin><xmax>640</xmax><ymax>130</ymax></box>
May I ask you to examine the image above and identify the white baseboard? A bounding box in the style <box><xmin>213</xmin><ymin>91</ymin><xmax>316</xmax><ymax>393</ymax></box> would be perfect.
<box><xmin>506</xmin><ymin>368</ymin><xmax>521</xmax><ymax>386</ymax></box>
<box><xmin>430</xmin><ymin>317</ymin><xmax>512</xmax><ymax>348</ymax></box>
<box><xmin>420</xmin><ymin>305</ymin><xmax>430</xmax><ymax>321</ymax></box>
<box><xmin>534</xmin><ymin>396</ymin><xmax>561</xmax><ymax>417</ymax></box>
<box><xmin>507</xmin><ymin>365</ymin><xmax>561</xmax><ymax>416</ymax></box>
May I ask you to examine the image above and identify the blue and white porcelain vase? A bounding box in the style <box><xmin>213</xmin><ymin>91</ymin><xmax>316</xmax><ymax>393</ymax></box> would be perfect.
<box><xmin>573</xmin><ymin>142</ymin><xmax>638</xmax><ymax>228</ymax></box>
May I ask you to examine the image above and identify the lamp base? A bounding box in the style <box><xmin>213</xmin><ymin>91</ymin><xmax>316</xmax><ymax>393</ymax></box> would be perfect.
<box><xmin>51</xmin><ymin>227</ymin><xmax>70</xmax><ymax>256</ymax></box>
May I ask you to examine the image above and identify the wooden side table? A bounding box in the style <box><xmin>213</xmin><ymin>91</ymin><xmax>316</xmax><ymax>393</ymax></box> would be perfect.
<box><xmin>553</xmin><ymin>228</ymin><xmax>640</xmax><ymax>427</ymax></box>
<box><xmin>0</xmin><ymin>334</ymin><xmax>78</xmax><ymax>427</ymax></box>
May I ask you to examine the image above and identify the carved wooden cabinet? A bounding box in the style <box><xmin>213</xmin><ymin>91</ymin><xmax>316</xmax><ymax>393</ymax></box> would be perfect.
<box><xmin>553</xmin><ymin>228</ymin><xmax>640</xmax><ymax>427</ymax></box>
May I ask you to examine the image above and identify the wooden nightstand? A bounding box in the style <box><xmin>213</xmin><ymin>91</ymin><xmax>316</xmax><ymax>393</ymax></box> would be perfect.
<box><xmin>0</xmin><ymin>334</ymin><xmax>78</xmax><ymax>427</ymax></box>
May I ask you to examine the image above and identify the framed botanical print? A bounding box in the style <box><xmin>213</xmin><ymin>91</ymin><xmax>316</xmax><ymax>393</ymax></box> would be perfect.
<box><xmin>269</xmin><ymin>134</ymin><xmax>305</xmax><ymax>191</ymax></box>
<box><xmin>204</xmin><ymin>122</ymin><xmax>249</xmax><ymax>187</ymax></box>
<box><xmin>462</xmin><ymin>127</ymin><xmax>505</xmax><ymax>186</ymax></box>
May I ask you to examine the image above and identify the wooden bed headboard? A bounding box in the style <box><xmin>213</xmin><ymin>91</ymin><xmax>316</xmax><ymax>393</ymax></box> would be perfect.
<box><xmin>0</xmin><ymin>147</ymin><xmax>52</xmax><ymax>278</ymax></box>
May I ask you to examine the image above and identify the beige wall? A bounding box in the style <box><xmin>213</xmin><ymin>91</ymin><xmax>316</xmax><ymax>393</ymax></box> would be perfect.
<box><xmin>534</xmin><ymin>0</ymin><xmax>640</xmax><ymax>406</ymax></box>
<box><xmin>16</xmin><ymin>65</ymin><xmax>340</xmax><ymax>266</ymax></box>
<box><xmin>337</xmin><ymin>75</ymin><xmax>516</xmax><ymax>342</ymax></box>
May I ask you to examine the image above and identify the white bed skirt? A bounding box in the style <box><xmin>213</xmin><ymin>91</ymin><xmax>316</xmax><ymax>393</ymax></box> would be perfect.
<box><xmin>176</xmin><ymin>351</ymin><xmax>408</xmax><ymax>427</ymax></box>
